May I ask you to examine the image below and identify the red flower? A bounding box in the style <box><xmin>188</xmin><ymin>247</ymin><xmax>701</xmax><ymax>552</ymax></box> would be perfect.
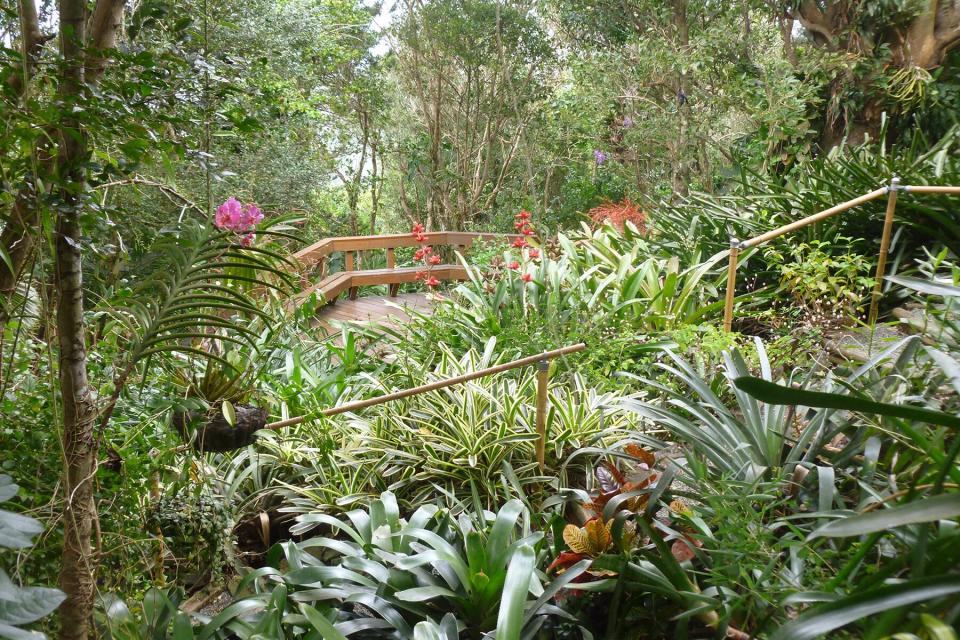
<box><xmin>515</xmin><ymin>210</ymin><xmax>531</xmax><ymax>221</ymax></box>
<box><xmin>428</xmin><ymin>254</ymin><xmax>441</xmax><ymax>265</ymax></box>
<box><xmin>523</xmin><ymin>228</ymin><xmax>535</xmax><ymax>236</ymax></box>
<box><xmin>426</xmin><ymin>276</ymin><xmax>440</xmax><ymax>287</ymax></box>
<box><xmin>413</xmin><ymin>248</ymin><xmax>426</xmax><ymax>261</ymax></box>
<box><xmin>512</xmin><ymin>237</ymin><xmax>528</xmax><ymax>248</ymax></box>
<box><xmin>508</xmin><ymin>261</ymin><xmax>521</xmax><ymax>270</ymax></box>
<box><xmin>414</xmin><ymin>270</ymin><xmax>427</xmax><ymax>281</ymax></box>
<box><xmin>415</xmin><ymin>233</ymin><xmax>428</xmax><ymax>242</ymax></box>
<box><xmin>521</xmin><ymin>273</ymin><xmax>533</xmax><ymax>282</ymax></box>
<box><xmin>411</xmin><ymin>222</ymin><xmax>425</xmax><ymax>234</ymax></box>
<box><xmin>528</xmin><ymin>248</ymin><xmax>540</xmax><ymax>259</ymax></box>
<box><xmin>423</xmin><ymin>246</ymin><xmax>433</xmax><ymax>254</ymax></box>
<box><xmin>514</xmin><ymin>220</ymin><xmax>526</xmax><ymax>230</ymax></box>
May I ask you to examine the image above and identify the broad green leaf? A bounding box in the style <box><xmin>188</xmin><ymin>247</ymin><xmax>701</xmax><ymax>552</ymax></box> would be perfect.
<box><xmin>733</xmin><ymin>377</ymin><xmax>960</xmax><ymax>429</ymax></box>
<box><xmin>772</xmin><ymin>576</ymin><xmax>960</xmax><ymax>640</ymax></box>
<box><xmin>300</xmin><ymin>604</ymin><xmax>349</xmax><ymax>640</ymax></box>
<box><xmin>810</xmin><ymin>493</ymin><xmax>960</xmax><ymax>539</ymax></box>
<box><xmin>496</xmin><ymin>544</ymin><xmax>535</xmax><ymax>640</ymax></box>
<box><xmin>222</xmin><ymin>401</ymin><xmax>237</xmax><ymax>427</ymax></box>
<box><xmin>0</xmin><ymin>510</ymin><xmax>43</xmax><ymax>550</ymax></box>
<box><xmin>0</xmin><ymin>571</ymin><xmax>65</xmax><ymax>626</ymax></box>
<box><xmin>394</xmin><ymin>586</ymin><xmax>461</xmax><ymax>602</ymax></box>
<box><xmin>886</xmin><ymin>275</ymin><xmax>960</xmax><ymax>298</ymax></box>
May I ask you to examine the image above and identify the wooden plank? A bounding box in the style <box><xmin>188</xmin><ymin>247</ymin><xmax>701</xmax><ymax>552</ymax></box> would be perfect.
<box><xmin>387</xmin><ymin>248</ymin><xmax>395</xmax><ymax>269</ymax></box>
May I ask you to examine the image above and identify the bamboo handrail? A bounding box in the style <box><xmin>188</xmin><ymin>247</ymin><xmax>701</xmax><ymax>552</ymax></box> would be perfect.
<box><xmin>722</xmin><ymin>179</ymin><xmax>960</xmax><ymax>332</ymax></box>
<box><xmin>739</xmin><ymin>187</ymin><xmax>887</xmax><ymax>250</ymax></box>
<box><xmin>265</xmin><ymin>343</ymin><xmax>586</xmax><ymax>463</ymax></box>
<box><xmin>903</xmin><ymin>185</ymin><xmax>960</xmax><ymax>194</ymax></box>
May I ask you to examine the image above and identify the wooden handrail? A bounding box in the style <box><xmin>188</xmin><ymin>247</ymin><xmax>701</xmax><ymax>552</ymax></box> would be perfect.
<box><xmin>722</xmin><ymin>179</ymin><xmax>960</xmax><ymax>332</ymax></box>
<box><xmin>295</xmin><ymin>231</ymin><xmax>517</xmax><ymax>264</ymax></box>
<box><xmin>295</xmin><ymin>231</ymin><xmax>519</xmax><ymax>305</ymax></box>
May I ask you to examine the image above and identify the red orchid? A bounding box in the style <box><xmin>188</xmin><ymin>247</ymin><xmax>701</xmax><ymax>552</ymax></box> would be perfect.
<box><xmin>512</xmin><ymin>237</ymin><xmax>528</xmax><ymax>248</ymax></box>
<box><xmin>515</xmin><ymin>210</ymin><xmax>531</xmax><ymax>221</ymax></box>
<box><xmin>428</xmin><ymin>254</ymin><xmax>441</xmax><ymax>265</ymax></box>
<box><xmin>414</xmin><ymin>271</ymin><xmax>427</xmax><ymax>281</ymax></box>
<box><xmin>521</xmin><ymin>273</ymin><xmax>533</xmax><ymax>282</ymax></box>
<box><xmin>411</xmin><ymin>222</ymin><xmax>425</xmax><ymax>234</ymax></box>
<box><xmin>522</xmin><ymin>227</ymin><xmax>535</xmax><ymax>236</ymax></box>
<box><xmin>426</xmin><ymin>276</ymin><xmax>440</xmax><ymax>287</ymax></box>
<box><xmin>508</xmin><ymin>261</ymin><xmax>521</xmax><ymax>270</ymax></box>
<box><xmin>528</xmin><ymin>248</ymin><xmax>540</xmax><ymax>259</ymax></box>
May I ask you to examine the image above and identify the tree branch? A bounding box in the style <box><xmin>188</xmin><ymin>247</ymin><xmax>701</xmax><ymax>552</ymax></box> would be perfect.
<box><xmin>95</xmin><ymin>177</ymin><xmax>206</xmax><ymax>216</ymax></box>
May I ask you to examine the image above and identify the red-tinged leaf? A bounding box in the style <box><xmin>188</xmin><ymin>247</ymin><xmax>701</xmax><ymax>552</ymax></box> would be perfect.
<box><xmin>547</xmin><ymin>551</ymin><xmax>587</xmax><ymax>574</ymax></box>
<box><xmin>625</xmin><ymin>443</ymin><xmax>656</xmax><ymax>466</ymax></box>
<box><xmin>670</xmin><ymin>535</ymin><xmax>702</xmax><ymax>562</ymax></box>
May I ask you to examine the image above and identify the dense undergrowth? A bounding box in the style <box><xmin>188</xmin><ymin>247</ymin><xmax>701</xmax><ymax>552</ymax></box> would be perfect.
<box><xmin>4</xmin><ymin>132</ymin><xmax>960</xmax><ymax>638</ymax></box>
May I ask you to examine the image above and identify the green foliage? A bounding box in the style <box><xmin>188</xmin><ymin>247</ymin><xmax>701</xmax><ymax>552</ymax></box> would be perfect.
<box><xmin>764</xmin><ymin>237</ymin><xmax>875</xmax><ymax>326</ymax></box>
<box><xmin>0</xmin><ymin>475</ymin><xmax>64</xmax><ymax>639</ymax></box>
<box><xmin>251</xmin><ymin>492</ymin><xmax>589</xmax><ymax>638</ymax></box>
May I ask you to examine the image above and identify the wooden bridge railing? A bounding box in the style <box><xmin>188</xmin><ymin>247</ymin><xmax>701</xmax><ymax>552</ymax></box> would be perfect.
<box><xmin>294</xmin><ymin>231</ymin><xmax>518</xmax><ymax>304</ymax></box>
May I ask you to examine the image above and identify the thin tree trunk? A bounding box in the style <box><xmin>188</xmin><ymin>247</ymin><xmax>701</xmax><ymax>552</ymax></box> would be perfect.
<box><xmin>0</xmin><ymin>0</ymin><xmax>49</xmax><ymax>313</ymax></box>
<box><xmin>55</xmin><ymin>2</ymin><xmax>98</xmax><ymax>638</ymax></box>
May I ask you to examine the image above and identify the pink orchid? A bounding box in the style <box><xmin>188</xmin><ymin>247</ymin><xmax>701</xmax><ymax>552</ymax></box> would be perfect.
<box><xmin>215</xmin><ymin>197</ymin><xmax>244</xmax><ymax>230</ymax></box>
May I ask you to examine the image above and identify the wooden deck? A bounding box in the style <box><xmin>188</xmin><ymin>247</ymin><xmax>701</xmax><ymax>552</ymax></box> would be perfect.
<box><xmin>315</xmin><ymin>292</ymin><xmax>434</xmax><ymax>335</ymax></box>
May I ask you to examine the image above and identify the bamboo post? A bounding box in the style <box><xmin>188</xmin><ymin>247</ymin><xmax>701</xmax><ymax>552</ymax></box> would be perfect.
<box><xmin>723</xmin><ymin>239</ymin><xmax>740</xmax><ymax>332</ymax></box>
<box><xmin>868</xmin><ymin>176</ymin><xmax>901</xmax><ymax>326</ymax></box>
<box><xmin>535</xmin><ymin>359</ymin><xmax>550</xmax><ymax>472</ymax></box>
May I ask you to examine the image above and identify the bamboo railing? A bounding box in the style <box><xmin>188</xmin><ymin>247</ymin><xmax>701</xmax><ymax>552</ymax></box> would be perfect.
<box><xmin>722</xmin><ymin>178</ymin><xmax>960</xmax><ymax>331</ymax></box>
<box><xmin>267</xmin><ymin>343</ymin><xmax>587</xmax><ymax>471</ymax></box>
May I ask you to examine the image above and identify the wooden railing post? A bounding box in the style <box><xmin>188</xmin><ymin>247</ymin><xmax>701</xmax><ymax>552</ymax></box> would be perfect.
<box><xmin>723</xmin><ymin>238</ymin><xmax>740</xmax><ymax>332</ymax></box>
<box><xmin>868</xmin><ymin>176</ymin><xmax>900</xmax><ymax>326</ymax></box>
<box><xmin>535</xmin><ymin>358</ymin><xmax>550</xmax><ymax>473</ymax></box>
<box><xmin>344</xmin><ymin>251</ymin><xmax>355</xmax><ymax>272</ymax></box>
<box><xmin>387</xmin><ymin>247</ymin><xmax>395</xmax><ymax>269</ymax></box>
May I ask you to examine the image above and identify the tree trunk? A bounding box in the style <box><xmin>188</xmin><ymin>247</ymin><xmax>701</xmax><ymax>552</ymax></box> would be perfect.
<box><xmin>55</xmin><ymin>2</ymin><xmax>98</xmax><ymax>638</ymax></box>
<box><xmin>0</xmin><ymin>0</ymin><xmax>50</xmax><ymax>314</ymax></box>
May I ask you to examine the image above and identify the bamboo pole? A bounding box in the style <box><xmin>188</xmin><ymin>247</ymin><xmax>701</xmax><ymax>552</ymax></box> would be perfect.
<box><xmin>903</xmin><ymin>185</ymin><xmax>960</xmax><ymax>194</ymax></box>
<box><xmin>868</xmin><ymin>177</ymin><xmax>900</xmax><ymax>326</ymax></box>
<box><xmin>535</xmin><ymin>359</ymin><xmax>550</xmax><ymax>472</ymax></box>
<box><xmin>723</xmin><ymin>242</ymin><xmax>740</xmax><ymax>332</ymax></box>
<box><xmin>740</xmin><ymin>187</ymin><xmax>887</xmax><ymax>250</ymax></box>
<box><xmin>265</xmin><ymin>343</ymin><xmax>587</xmax><ymax>430</ymax></box>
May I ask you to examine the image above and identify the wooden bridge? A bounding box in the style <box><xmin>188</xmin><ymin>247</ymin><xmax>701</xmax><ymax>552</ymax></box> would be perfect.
<box><xmin>293</xmin><ymin>231</ymin><xmax>515</xmax><ymax>330</ymax></box>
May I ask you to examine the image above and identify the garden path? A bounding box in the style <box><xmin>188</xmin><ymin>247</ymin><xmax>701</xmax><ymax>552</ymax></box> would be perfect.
<box><xmin>315</xmin><ymin>292</ymin><xmax>433</xmax><ymax>336</ymax></box>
